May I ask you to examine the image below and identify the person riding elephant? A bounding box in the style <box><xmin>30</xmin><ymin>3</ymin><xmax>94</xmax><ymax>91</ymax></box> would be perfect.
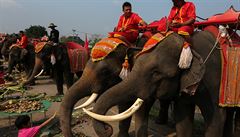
<box><xmin>17</xmin><ymin>31</ymin><xmax>29</xmax><ymax>59</ymax></box>
<box><xmin>59</xmin><ymin>31</ymin><xmax>152</xmax><ymax>137</ymax></box>
<box><xmin>6</xmin><ymin>40</ymin><xmax>35</xmax><ymax>80</ymax></box>
<box><xmin>0</xmin><ymin>33</ymin><xmax>7</xmax><ymax>59</ymax></box>
<box><xmin>1</xmin><ymin>34</ymin><xmax>19</xmax><ymax>61</ymax></box>
<box><xmin>84</xmin><ymin>29</ymin><xmax>238</xmax><ymax>137</ymax></box>
<box><xmin>23</xmin><ymin>39</ymin><xmax>88</xmax><ymax>95</ymax></box>
<box><xmin>48</xmin><ymin>23</ymin><xmax>59</xmax><ymax>45</ymax></box>
<box><xmin>155</xmin><ymin>0</ymin><xmax>197</xmax><ymax>125</ymax></box>
<box><xmin>165</xmin><ymin>0</ymin><xmax>196</xmax><ymax>69</ymax></box>
<box><xmin>109</xmin><ymin>2</ymin><xmax>147</xmax><ymax>45</ymax></box>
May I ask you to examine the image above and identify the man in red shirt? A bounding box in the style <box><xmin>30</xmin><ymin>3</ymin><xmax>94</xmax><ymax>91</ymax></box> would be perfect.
<box><xmin>109</xmin><ymin>2</ymin><xmax>147</xmax><ymax>44</ymax></box>
<box><xmin>167</xmin><ymin>0</ymin><xmax>196</xmax><ymax>69</ymax></box>
<box><xmin>168</xmin><ymin>0</ymin><xmax>196</xmax><ymax>38</ymax></box>
<box><xmin>18</xmin><ymin>31</ymin><xmax>28</xmax><ymax>49</ymax></box>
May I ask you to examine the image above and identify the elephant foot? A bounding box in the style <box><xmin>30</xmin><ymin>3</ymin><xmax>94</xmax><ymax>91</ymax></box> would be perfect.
<box><xmin>155</xmin><ymin>115</ymin><xmax>168</xmax><ymax>125</ymax></box>
<box><xmin>117</xmin><ymin>132</ymin><xmax>130</xmax><ymax>137</ymax></box>
<box><xmin>55</xmin><ymin>92</ymin><xmax>64</xmax><ymax>96</ymax></box>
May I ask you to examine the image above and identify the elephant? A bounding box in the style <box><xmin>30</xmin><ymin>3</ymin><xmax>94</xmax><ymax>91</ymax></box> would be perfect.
<box><xmin>6</xmin><ymin>44</ymin><xmax>35</xmax><ymax>79</ymax></box>
<box><xmin>59</xmin><ymin>35</ymin><xmax>151</xmax><ymax>137</ymax></box>
<box><xmin>1</xmin><ymin>35</ymin><xmax>18</xmax><ymax>61</ymax></box>
<box><xmin>84</xmin><ymin>30</ymin><xmax>240</xmax><ymax>137</ymax></box>
<box><xmin>23</xmin><ymin>42</ymin><xmax>88</xmax><ymax>95</ymax></box>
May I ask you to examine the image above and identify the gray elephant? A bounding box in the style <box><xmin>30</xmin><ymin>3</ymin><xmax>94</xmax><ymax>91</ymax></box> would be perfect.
<box><xmin>6</xmin><ymin>44</ymin><xmax>35</xmax><ymax>79</ymax></box>
<box><xmin>59</xmin><ymin>35</ymin><xmax>151</xmax><ymax>137</ymax></box>
<box><xmin>1</xmin><ymin>35</ymin><xmax>18</xmax><ymax>61</ymax></box>
<box><xmin>23</xmin><ymin>42</ymin><xmax>88</xmax><ymax>95</ymax></box>
<box><xmin>84</xmin><ymin>30</ymin><xmax>239</xmax><ymax>137</ymax></box>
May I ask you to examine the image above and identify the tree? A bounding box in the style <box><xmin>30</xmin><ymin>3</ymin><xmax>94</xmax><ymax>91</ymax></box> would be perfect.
<box><xmin>89</xmin><ymin>34</ymin><xmax>102</xmax><ymax>48</ymax></box>
<box><xmin>60</xmin><ymin>36</ymin><xmax>84</xmax><ymax>45</ymax></box>
<box><xmin>25</xmin><ymin>25</ymin><xmax>47</xmax><ymax>38</ymax></box>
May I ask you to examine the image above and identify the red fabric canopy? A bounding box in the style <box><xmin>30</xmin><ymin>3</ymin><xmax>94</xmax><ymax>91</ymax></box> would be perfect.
<box><xmin>194</xmin><ymin>6</ymin><xmax>240</xmax><ymax>27</ymax></box>
<box><xmin>65</xmin><ymin>41</ymin><xmax>86</xmax><ymax>50</ymax></box>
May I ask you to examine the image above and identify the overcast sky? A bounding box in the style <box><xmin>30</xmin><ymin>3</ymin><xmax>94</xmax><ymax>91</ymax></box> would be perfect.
<box><xmin>0</xmin><ymin>0</ymin><xmax>239</xmax><ymax>38</ymax></box>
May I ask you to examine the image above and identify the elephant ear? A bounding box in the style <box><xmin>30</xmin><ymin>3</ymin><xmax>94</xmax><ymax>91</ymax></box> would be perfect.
<box><xmin>20</xmin><ymin>48</ymin><xmax>28</xmax><ymax>60</ymax></box>
<box><xmin>180</xmin><ymin>49</ymin><xmax>205</xmax><ymax>95</ymax></box>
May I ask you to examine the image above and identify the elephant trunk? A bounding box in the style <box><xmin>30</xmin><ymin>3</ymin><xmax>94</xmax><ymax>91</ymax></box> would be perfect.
<box><xmin>91</xmin><ymin>78</ymin><xmax>138</xmax><ymax>137</ymax></box>
<box><xmin>23</xmin><ymin>57</ymin><xmax>43</xmax><ymax>85</ymax></box>
<box><xmin>59</xmin><ymin>67</ymin><xmax>93</xmax><ymax>137</ymax></box>
<box><xmin>6</xmin><ymin>55</ymin><xmax>15</xmax><ymax>74</ymax></box>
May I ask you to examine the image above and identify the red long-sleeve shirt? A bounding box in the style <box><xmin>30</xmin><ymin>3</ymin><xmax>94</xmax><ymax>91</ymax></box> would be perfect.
<box><xmin>19</xmin><ymin>35</ymin><xmax>28</xmax><ymax>49</ymax></box>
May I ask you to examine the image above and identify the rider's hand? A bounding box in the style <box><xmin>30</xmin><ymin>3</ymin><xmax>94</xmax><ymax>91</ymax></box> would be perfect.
<box><xmin>170</xmin><ymin>22</ymin><xmax>182</xmax><ymax>28</ymax></box>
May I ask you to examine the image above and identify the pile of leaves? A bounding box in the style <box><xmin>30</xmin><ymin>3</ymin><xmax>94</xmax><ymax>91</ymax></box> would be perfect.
<box><xmin>0</xmin><ymin>100</ymin><xmax>42</xmax><ymax>113</ymax></box>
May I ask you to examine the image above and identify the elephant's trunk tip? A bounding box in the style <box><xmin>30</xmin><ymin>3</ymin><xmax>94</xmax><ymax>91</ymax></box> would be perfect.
<box><xmin>95</xmin><ymin>123</ymin><xmax>113</xmax><ymax>137</ymax></box>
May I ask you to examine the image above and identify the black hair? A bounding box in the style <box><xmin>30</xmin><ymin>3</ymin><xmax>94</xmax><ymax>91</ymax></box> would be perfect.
<box><xmin>15</xmin><ymin>115</ymin><xmax>30</xmax><ymax>129</ymax></box>
<box><xmin>19</xmin><ymin>30</ymin><xmax>24</xmax><ymax>34</ymax></box>
<box><xmin>122</xmin><ymin>2</ymin><xmax>131</xmax><ymax>10</ymax></box>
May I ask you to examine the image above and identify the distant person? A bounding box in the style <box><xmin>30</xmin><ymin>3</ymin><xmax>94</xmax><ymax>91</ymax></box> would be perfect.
<box><xmin>15</xmin><ymin>112</ymin><xmax>56</xmax><ymax>137</ymax></box>
<box><xmin>17</xmin><ymin>31</ymin><xmax>29</xmax><ymax>57</ymax></box>
<box><xmin>48</xmin><ymin>23</ymin><xmax>59</xmax><ymax>45</ymax></box>
<box><xmin>109</xmin><ymin>1</ymin><xmax>147</xmax><ymax>44</ymax></box>
<box><xmin>18</xmin><ymin>31</ymin><xmax>28</xmax><ymax>49</ymax></box>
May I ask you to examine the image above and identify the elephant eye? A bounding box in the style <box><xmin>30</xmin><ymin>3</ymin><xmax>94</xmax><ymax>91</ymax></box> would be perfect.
<box><xmin>152</xmin><ymin>70</ymin><xmax>162</xmax><ymax>81</ymax></box>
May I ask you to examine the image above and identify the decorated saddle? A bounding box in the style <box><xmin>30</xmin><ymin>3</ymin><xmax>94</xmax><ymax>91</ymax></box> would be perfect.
<box><xmin>35</xmin><ymin>42</ymin><xmax>47</xmax><ymax>53</ymax></box>
<box><xmin>204</xmin><ymin>25</ymin><xmax>240</xmax><ymax>107</ymax></box>
<box><xmin>136</xmin><ymin>31</ymin><xmax>174</xmax><ymax>57</ymax></box>
<box><xmin>66</xmin><ymin>42</ymin><xmax>88</xmax><ymax>73</ymax></box>
<box><xmin>91</xmin><ymin>37</ymin><xmax>127</xmax><ymax>62</ymax></box>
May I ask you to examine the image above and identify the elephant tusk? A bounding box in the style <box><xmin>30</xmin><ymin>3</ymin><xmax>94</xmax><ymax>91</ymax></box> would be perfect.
<box><xmin>83</xmin><ymin>98</ymin><xmax>144</xmax><ymax>122</ymax></box>
<box><xmin>74</xmin><ymin>93</ymin><xmax>98</xmax><ymax>110</ymax></box>
<box><xmin>34</xmin><ymin>69</ymin><xmax>44</xmax><ymax>78</ymax></box>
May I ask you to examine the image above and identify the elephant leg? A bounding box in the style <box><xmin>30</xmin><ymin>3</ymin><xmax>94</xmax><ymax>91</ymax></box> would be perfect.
<box><xmin>201</xmin><ymin>106</ymin><xmax>226</xmax><ymax>137</ymax></box>
<box><xmin>118</xmin><ymin>103</ymin><xmax>132</xmax><ymax>137</ymax></box>
<box><xmin>54</xmin><ymin>66</ymin><xmax>64</xmax><ymax>95</ymax></box>
<box><xmin>234</xmin><ymin>108</ymin><xmax>240</xmax><ymax>137</ymax></box>
<box><xmin>76</xmin><ymin>71</ymin><xmax>83</xmax><ymax>78</ymax></box>
<box><xmin>155</xmin><ymin>99</ymin><xmax>171</xmax><ymax>125</ymax></box>
<box><xmin>135</xmin><ymin>98</ymin><xmax>155</xmax><ymax>137</ymax></box>
<box><xmin>223</xmin><ymin>108</ymin><xmax>234</xmax><ymax>137</ymax></box>
<box><xmin>64</xmin><ymin>70</ymin><xmax>74</xmax><ymax>89</ymax></box>
<box><xmin>174</xmin><ymin>94</ymin><xmax>195</xmax><ymax>137</ymax></box>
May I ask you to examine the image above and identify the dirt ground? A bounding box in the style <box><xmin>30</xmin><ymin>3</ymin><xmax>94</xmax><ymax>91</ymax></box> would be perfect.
<box><xmin>0</xmin><ymin>73</ymin><xmax>204</xmax><ymax>137</ymax></box>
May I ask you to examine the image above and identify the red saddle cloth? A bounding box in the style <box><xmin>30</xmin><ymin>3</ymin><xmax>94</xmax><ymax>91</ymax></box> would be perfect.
<box><xmin>66</xmin><ymin>42</ymin><xmax>88</xmax><ymax>73</ymax></box>
<box><xmin>0</xmin><ymin>71</ymin><xmax>5</xmax><ymax>85</ymax></box>
<box><xmin>204</xmin><ymin>25</ymin><xmax>240</xmax><ymax>107</ymax></box>
<box><xmin>136</xmin><ymin>31</ymin><xmax>173</xmax><ymax>58</ymax></box>
<box><xmin>91</xmin><ymin>37</ymin><xmax>127</xmax><ymax>62</ymax></box>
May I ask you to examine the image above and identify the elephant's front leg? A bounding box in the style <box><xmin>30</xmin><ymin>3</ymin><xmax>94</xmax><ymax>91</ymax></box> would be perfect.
<box><xmin>54</xmin><ymin>65</ymin><xmax>64</xmax><ymax>95</ymax></box>
<box><xmin>63</xmin><ymin>69</ymin><xmax>74</xmax><ymax>89</ymax></box>
<box><xmin>204</xmin><ymin>107</ymin><xmax>226</xmax><ymax>137</ymax></box>
<box><xmin>135</xmin><ymin>98</ymin><xmax>155</xmax><ymax>137</ymax></box>
<box><xmin>174</xmin><ymin>95</ymin><xmax>195</xmax><ymax>137</ymax></box>
<box><xmin>118</xmin><ymin>103</ymin><xmax>132</xmax><ymax>137</ymax></box>
<box><xmin>234</xmin><ymin>108</ymin><xmax>240</xmax><ymax>137</ymax></box>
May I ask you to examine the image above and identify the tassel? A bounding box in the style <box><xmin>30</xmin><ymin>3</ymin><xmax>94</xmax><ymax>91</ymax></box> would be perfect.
<box><xmin>178</xmin><ymin>42</ymin><xmax>193</xmax><ymax>69</ymax></box>
<box><xmin>50</xmin><ymin>54</ymin><xmax>56</xmax><ymax>65</ymax></box>
<box><xmin>119</xmin><ymin>55</ymin><xmax>130</xmax><ymax>80</ymax></box>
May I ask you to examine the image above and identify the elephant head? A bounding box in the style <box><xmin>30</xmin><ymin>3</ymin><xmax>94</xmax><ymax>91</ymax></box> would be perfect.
<box><xmin>59</xmin><ymin>36</ymin><xmax>149</xmax><ymax>137</ymax></box>
<box><xmin>1</xmin><ymin>36</ymin><xmax>18</xmax><ymax>60</ymax></box>
<box><xmin>83</xmin><ymin>31</ymin><xmax>221</xmax><ymax>137</ymax></box>
<box><xmin>23</xmin><ymin>42</ymin><xmax>63</xmax><ymax>85</ymax></box>
<box><xmin>7</xmin><ymin>44</ymin><xmax>35</xmax><ymax>79</ymax></box>
<box><xmin>7</xmin><ymin>46</ymin><xmax>24</xmax><ymax>74</ymax></box>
